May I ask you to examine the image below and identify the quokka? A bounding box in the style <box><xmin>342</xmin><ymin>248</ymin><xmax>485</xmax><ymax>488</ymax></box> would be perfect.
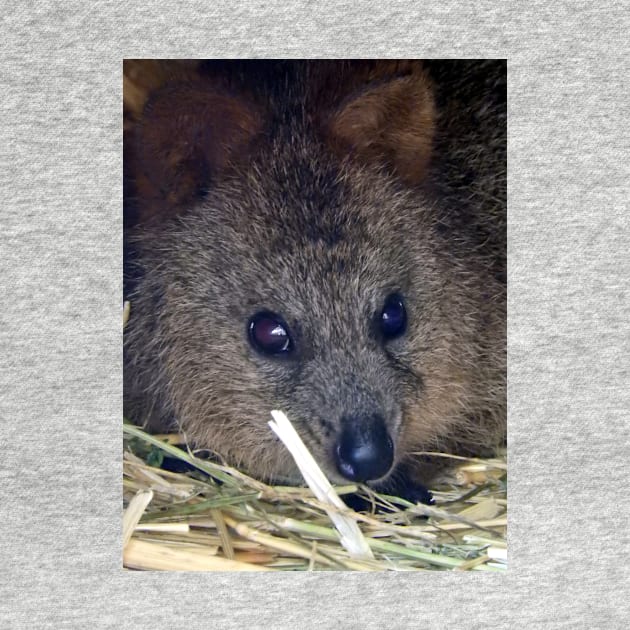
<box><xmin>123</xmin><ymin>60</ymin><xmax>506</xmax><ymax>504</ymax></box>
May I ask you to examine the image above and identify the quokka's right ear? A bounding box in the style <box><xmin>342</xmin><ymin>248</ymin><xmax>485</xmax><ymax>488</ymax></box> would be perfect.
<box><xmin>127</xmin><ymin>81</ymin><xmax>264</xmax><ymax>225</ymax></box>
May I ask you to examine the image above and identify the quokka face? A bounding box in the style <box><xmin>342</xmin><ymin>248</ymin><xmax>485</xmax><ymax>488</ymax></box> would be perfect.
<box><xmin>124</xmin><ymin>60</ymin><xmax>506</xmax><ymax>489</ymax></box>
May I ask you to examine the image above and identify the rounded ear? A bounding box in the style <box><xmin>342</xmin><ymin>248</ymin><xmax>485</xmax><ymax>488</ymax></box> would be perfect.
<box><xmin>127</xmin><ymin>81</ymin><xmax>263</xmax><ymax>224</ymax></box>
<box><xmin>324</xmin><ymin>64</ymin><xmax>435</xmax><ymax>184</ymax></box>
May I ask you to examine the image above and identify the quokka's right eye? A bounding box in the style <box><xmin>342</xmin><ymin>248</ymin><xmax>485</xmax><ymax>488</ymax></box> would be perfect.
<box><xmin>248</xmin><ymin>311</ymin><xmax>293</xmax><ymax>356</ymax></box>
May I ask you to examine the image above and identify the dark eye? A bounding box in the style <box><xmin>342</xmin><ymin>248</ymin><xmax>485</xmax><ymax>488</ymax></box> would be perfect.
<box><xmin>248</xmin><ymin>311</ymin><xmax>293</xmax><ymax>356</ymax></box>
<box><xmin>380</xmin><ymin>294</ymin><xmax>407</xmax><ymax>340</ymax></box>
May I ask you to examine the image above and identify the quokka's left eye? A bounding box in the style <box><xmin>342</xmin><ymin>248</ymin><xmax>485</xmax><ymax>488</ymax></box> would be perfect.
<box><xmin>379</xmin><ymin>294</ymin><xmax>407</xmax><ymax>340</ymax></box>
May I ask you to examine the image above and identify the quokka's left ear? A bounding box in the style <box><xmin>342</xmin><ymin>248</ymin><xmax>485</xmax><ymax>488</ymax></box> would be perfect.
<box><xmin>322</xmin><ymin>61</ymin><xmax>435</xmax><ymax>185</ymax></box>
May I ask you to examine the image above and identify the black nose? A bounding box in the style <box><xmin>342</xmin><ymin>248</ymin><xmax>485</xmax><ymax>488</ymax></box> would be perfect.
<box><xmin>335</xmin><ymin>415</ymin><xmax>394</xmax><ymax>482</ymax></box>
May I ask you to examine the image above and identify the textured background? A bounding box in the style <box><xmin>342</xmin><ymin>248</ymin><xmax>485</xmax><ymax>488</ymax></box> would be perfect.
<box><xmin>1</xmin><ymin>1</ymin><xmax>629</xmax><ymax>628</ymax></box>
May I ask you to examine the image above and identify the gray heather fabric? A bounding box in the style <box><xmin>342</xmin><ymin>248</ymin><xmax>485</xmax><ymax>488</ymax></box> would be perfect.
<box><xmin>1</xmin><ymin>2</ymin><xmax>629</xmax><ymax>628</ymax></box>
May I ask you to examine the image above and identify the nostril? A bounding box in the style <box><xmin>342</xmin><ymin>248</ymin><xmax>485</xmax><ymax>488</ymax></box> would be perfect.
<box><xmin>335</xmin><ymin>419</ymin><xmax>394</xmax><ymax>482</ymax></box>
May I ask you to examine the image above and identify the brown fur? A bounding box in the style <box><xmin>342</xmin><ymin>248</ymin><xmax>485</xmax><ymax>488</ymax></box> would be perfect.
<box><xmin>124</xmin><ymin>60</ymin><xmax>506</xmax><ymax>487</ymax></box>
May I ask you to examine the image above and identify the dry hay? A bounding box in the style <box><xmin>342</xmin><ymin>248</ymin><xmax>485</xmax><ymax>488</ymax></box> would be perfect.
<box><xmin>123</xmin><ymin>421</ymin><xmax>506</xmax><ymax>572</ymax></box>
